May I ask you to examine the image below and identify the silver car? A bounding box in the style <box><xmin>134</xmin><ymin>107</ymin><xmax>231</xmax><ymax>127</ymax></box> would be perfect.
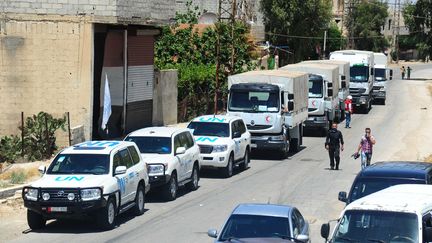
<box><xmin>208</xmin><ymin>203</ymin><xmax>310</xmax><ymax>242</ymax></box>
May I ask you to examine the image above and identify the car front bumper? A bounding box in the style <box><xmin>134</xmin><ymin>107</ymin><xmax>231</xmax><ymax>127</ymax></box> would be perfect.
<box><xmin>304</xmin><ymin>117</ymin><xmax>328</xmax><ymax>129</ymax></box>
<box><xmin>251</xmin><ymin>136</ymin><xmax>285</xmax><ymax>150</ymax></box>
<box><xmin>149</xmin><ymin>174</ymin><xmax>171</xmax><ymax>188</ymax></box>
<box><xmin>200</xmin><ymin>152</ymin><xmax>230</xmax><ymax>168</ymax></box>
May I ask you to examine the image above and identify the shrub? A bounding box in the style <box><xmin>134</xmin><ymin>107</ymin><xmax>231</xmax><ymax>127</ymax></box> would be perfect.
<box><xmin>10</xmin><ymin>170</ymin><xmax>27</xmax><ymax>184</ymax></box>
<box><xmin>0</xmin><ymin>135</ymin><xmax>21</xmax><ymax>163</ymax></box>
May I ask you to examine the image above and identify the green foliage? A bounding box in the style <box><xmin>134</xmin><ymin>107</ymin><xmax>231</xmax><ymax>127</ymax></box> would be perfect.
<box><xmin>260</xmin><ymin>0</ymin><xmax>332</xmax><ymax>63</ymax></box>
<box><xmin>10</xmin><ymin>170</ymin><xmax>27</xmax><ymax>184</ymax></box>
<box><xmin>345</xmin><ymin>0</ymin><xmax>389</xmax><ymax>51</ymax></box>
<box><xmin>175</xmin><ymin>1</ymin><xmax>200</xmax><ymax>24</ymax></box>
<box><xmin>0</xmin><ymin>135</ymin><xmax>21</xmax><ymax>163</ymax></box>
<box><xmin>403</xmin><ymin>1</ymin><xmax>432</xmax><ymax>60</ymax></box>
<box><xmin>326</xmin><ymin>24</ymin><xmax>347</xmax><ymax>53</ymax></box>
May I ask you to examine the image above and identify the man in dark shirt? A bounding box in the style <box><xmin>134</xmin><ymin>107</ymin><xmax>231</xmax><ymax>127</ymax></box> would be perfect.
<box><xmin>325</xmin><ymin>122</ymin><xmax>344</xmax><ymax>170</ymax></box>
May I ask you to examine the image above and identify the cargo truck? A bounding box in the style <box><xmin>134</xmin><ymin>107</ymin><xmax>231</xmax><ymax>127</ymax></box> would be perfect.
<box><xmin>330</xmin><ymin>50</ymin><xmax>374</xmax><ymax>113</ymax></box>
<box><xmin>373</xmin><ymin>52</ymin><xmax>392</xmax><ymax>105</ymax></box>
<box><xmin>281</xmin><ymin>63</ymin><xmax>339</xmax><ymax>135</ymax></box>
<box><xmin>227</xmin><ymin>70</ymin><xmax>308</xmax><ymax>158</ymax></box>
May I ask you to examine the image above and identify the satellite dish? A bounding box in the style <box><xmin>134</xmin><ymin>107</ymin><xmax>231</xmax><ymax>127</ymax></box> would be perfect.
<box><xmin>198</xmin><ymin>12</ymin><xmax>218</xmax><ymax>24</ymax></box>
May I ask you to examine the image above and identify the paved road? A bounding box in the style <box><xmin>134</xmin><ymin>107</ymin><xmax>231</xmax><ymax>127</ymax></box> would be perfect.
<box><xmin>10</xmin><ymin>65</ymin><xmax>432</xmax><ymax>243</ymax></box>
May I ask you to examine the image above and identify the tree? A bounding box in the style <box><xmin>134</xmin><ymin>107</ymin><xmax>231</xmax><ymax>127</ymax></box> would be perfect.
<box><xmin>260</xmin><ymin>0</ymin><xmax>332</xmax><ymax>63</ymax></box>
<box><xmin>345</xmin><ymin>0</ymin><xmax>389</xmax><ymax>52</ymax></box>
<box><xmin>403</xmin><ymin>1</ymin><xmax>431</xmax><ymax>61</ymax></box>
<box><xmin>326</xmin><ymin>23</ymin><xmax>347</xmax><ymax>55</ymax></box>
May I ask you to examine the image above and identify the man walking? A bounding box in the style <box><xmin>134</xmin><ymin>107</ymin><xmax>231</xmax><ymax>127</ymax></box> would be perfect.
<box><xmin>325</xmin><ymin>122</ymin><xmax>344</xmax><ymax>170</ymax></box>
<box><xmin>401</xmin><ymin>66</ymin><xmax>406</xmax><ymax>79</ymax></box>
<box><xmin>407</xmin><ymin>66</ymin><xmax>412</xmax><ymax>80</ymax></box>
<box><xmin>344</xmin><ymin>95</ymin><xmax>353</xmax><ymax>128</ymax></box>
<box><xmin>356</xmin><ymin>127</ymin><xmax>376</xmax><ymax>170</ymax></box>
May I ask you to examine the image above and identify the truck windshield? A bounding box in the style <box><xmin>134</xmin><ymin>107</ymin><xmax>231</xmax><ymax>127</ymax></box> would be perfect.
<box><xmin>229</xmin><ymin>91</ymin><xmax>280</xmax><ymax>113</ymax></box>
<box><xmin>309</xmin><ymin>79</ymin><xmax>323</xmax><ymax>98</ymax></box>
<box><xmin>350</xmin><ymin>66</ymin><xmax>369</xmax><ymax>82</ymax></box>
<box><xmin>374</xmin><ymin>68</ymin><xmax>386</xmax><ymax>81</ymax></box>
<box><xmin>47</xmin><ymin>154</ymin><xmax>110</xmax><ymax>175</ymax></box>
<box><xmin>332</xmin><ymin>210</ymin><xmax>418</xmax><ymax>243</ymax></box>
<box><xmin>219</xmin><ymin>214</ymin><xmax>290</xmax><ymax>241</ymax></box>
<box><xmin>125</xmin><ymin>136</ymin><xmax>172</xmax><ymax>154</ymax></box>
<box><xmin>187</xmin><ymin>122</ymin><xmax>229</xmax><ymax>137</ymax></box>
<box><xmin>349</xmin><ymin>178</ymin><xmax>424</xmax><ymax>203</ymax></box>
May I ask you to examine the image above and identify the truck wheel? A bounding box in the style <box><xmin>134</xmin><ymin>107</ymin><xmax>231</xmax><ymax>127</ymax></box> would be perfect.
<box><xmin>279</xmin><ymin>141</ymin><xmax>289</xmax><ymax>159</ymax></box>
<box><xmin>186</xmin><ymin>164</ymin><xmax>199</xmax><ymax>191</ymax></box>
<box><xmin>382</xmin><ymin>99</ymin><xmax>386</xmax><ymax>105</ymax></box>
<box><xmin>132</xmin><ymin>184</ymin><xmax>145</xmax><ymax>216</ymax></box>
<box><xmin>289</xmin><ymin>138</ymin><xmax>300</xmax><ymax>152</ymax></box>
<box><xmin>241</xmin><ymin>149</ymin><xmax>250</xmax><ymax>171</ymax></box>
<box><xmin>223</xmin><ymin>155</ymin><xmax>234</xmax><ymax>178</ymax></box>
<box><xmin>163</xmin><ymin>173</ymin><xmax>178</xmax><ymax>201</ymax></box>
<box><xmin>27</xmin><ymin>209</ymin><xmax>46</xmax><ymax>230</ymax></box>
<box><xmin>97</xmin><ymin>197</ymin><xmax>116</xmax><ymax>230</ymax></box>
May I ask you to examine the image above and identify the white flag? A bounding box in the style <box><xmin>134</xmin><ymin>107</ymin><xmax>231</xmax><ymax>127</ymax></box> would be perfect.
<box><xmin>102</xmin><ymin>73</ymin><xmax>112</xmax><ymax>130</ymax></box>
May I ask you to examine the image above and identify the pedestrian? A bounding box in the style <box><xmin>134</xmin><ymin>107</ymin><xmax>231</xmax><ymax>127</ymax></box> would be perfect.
<box><xmin>407</xmin><ymin>66</ymin><xmax>412</xmax><ymax>80</ymax></box>
<box><xmin>325</xmin><ymin>122</ymin><xmax>344</xmax><ymax>170</ymax></box>
<box><xmin>344</xmin><ymin>95</ymin><xmax>353</xmax><ymax>128</ymax></box>
<box><xmin>401</xmin><ymin>66</ymin><xmax>406</xmax><ymax>79</ymax></box>
<box><xmin>355</xmin><ymin>127</ymin><xmax>376</xmax><ymax>170</ymax></box>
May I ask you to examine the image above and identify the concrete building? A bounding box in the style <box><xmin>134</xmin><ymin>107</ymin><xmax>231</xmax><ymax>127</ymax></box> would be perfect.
<box><xmin>0</xmin><ymin>0</ymin><xmax>177</xmax><ymax>142</ymax></box>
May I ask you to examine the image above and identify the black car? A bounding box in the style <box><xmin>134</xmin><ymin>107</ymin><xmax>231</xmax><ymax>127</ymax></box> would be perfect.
<box><xmin>338</xmin><ymin>161</ymin><xmax>432</xmax><ymax>204</ymax></box>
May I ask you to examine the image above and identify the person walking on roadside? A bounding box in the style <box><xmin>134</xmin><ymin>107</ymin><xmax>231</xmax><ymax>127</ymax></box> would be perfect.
<box><xmin>401</xmin><ymin>66</ymin><xmax>406</xmax><ymax>79</ymax></box>
<box><xmin>355</xmin><ymin>127</ymin><xmax>376</xmax><ymax>170</ymax></box>
<box><xmin>344</xmin><ymin>95</ymin><xmax>353</xmax><ymax>128</ymax></box>
<box><xmin>325</xmin><ymin>122</ymin><xmax>344</xmax><ymax>170</ymax></box>
<box><xmin>407</xmin><ymin>66</ymin><xmax>412</xmax><ymax>80</ymax></box>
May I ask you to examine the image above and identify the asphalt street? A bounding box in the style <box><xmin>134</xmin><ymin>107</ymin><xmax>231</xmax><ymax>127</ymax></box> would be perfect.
<box><xmin>10</xmin><ymin>64</ymin><xmax>432</xmax><ymax>243</ymax></box>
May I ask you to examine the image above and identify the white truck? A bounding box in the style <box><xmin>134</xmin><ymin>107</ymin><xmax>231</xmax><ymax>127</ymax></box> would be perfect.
<box><xmin>227</xmin><ymin>70</ymin><xmax>308</xmax><ymax>158</ymax></box>
<box><xmin>321</xmin><ymin>184</ymin><xmax>432</xmax><ymax>243</ymax></box>
<box><xmin>373</xmin><ymin>52</ymin><xmax>392</xmax><ymax>105</ymax></box>
<box><xmin>330</xmin><ymin>50</ymin><xmax>375</xmax><ymax>113</ymax></box>
<box><xmin>301</xmin><ymin>60</ymin><xmax>350</xmax><ymax>121</ymax></box>
<box><xmin>187</xmin><ymin>115</ymin><xmax>252</xmax><ymax>178</ymax></box>
<box><xmin>281</xmin><ymin>63</ymin><xmax>340</xmax><ymax>135</ymax></box>
<box><xmin>22</xmin><ymin>141</ymin><xmax>150</xmax><ymax>230</ymax></box>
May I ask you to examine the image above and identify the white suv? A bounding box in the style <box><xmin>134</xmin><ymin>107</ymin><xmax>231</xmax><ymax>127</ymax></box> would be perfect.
<box><xmin>124</xmin><ymin>127</ymin><xmax>200</xmax><ymax>201</ymax></box>
<box><xmin>22</xmin><ymin>141</ymin><xmax>150</xmax><ymax>230</ymax></box>
<box><xmin>187</xmin><ymin>115</ymin><xmax>251</xmax><ymax>178</ymax></box>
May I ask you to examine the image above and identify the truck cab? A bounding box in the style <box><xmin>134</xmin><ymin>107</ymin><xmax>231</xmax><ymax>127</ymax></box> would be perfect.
<box><xmin>373</xmin><ymin>52</ymin><xmax>392</xmax><ymax>105</ymax></box>
<box><xmin>330</xmin><ymin>50</ymin><xmax>374</xmax><ymax>113</ymax></box>
<box><xmin>227</xmin><ymin>70</ymin><xmax>308</xmax><ymax>158</ymax></box>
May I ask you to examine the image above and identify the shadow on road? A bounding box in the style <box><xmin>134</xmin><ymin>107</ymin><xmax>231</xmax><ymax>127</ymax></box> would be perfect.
<box><xmin>146</xmin><ymin>186</ymin><xmax>200</xmax><ymax>203</ymax></box>
<box><xmin>250</xmin><ymin>146</ymin><xmax>307</xmax><ymax>161</ymax></box>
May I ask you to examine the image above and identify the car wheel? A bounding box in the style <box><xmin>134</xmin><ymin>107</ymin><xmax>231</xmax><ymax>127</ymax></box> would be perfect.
<box><xmin>279</xmin><ymin>140</ymin><xmax>289</xmax><ymax>159</ymax></box>
<box><xmin>132</xmin><ymin>184</ymin><xmax>145</xmax><ymax>216</ymax></box>
<box><xmin>186</xmin><ymin>165</ymin><xmax>199</xmax><ymax>191</ymax></box>
<box><xmin>97</xmin><ymin>197</ymin><xmax>116</xmax><ymax>230</ymax></box>
<box><xmin>290</xmin><ymin>138</ymin><xmax>300</xmax><ymax>152</ymax></box>
<box><xmin>163</xmin><ymin>173</ymin><xmax>178</xmax><ymax>201</ymax></box>
<box><xmin>241</xmin><ymin>149</ymin><xmax>250</xmax><ymax>171</ymax></box>
<box><xmin>27</xmin><ymin>209</ymin><xmax>46</xmax><ymax>230</ymax></box>
<box><xmin>223</xmin><ymin>155</ymin><xmax>234</xmax><ymax>178</ymax></box>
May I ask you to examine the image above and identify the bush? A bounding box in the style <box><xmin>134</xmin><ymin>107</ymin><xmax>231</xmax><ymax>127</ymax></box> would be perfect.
<box><xmin>10</xmin><ymin>170</ymin><xmax>27</xmax><ymax>184</ymax></box>
<box><xmin>0</xmin><ymin>135</ymin><xmax>21</xmax><ymax>163</ymax></box>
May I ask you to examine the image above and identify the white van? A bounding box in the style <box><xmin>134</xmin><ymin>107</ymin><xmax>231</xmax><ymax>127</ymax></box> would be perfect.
<box><xmin>321</xmin><ymin>184</ymin><xmax>432</xmax><ymax>243</ymax></box>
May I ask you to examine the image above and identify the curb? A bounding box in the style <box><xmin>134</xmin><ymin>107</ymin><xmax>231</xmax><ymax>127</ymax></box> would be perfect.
<box><xmin>0</xmin><ymin>184</ymin><xmax>29</xmax><ymax>200</ymax></box>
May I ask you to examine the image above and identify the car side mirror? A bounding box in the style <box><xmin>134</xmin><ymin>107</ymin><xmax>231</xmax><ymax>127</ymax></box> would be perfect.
<box><xmin>370</xmin><ymin>68</ymin><xmax>374</xmax><ymax>76</ymax></box>
<box><xmin>288</xmin><ymin>93</ymin><xmax>294</xmax><ymax>100</ymax></box>
<box><xmin>341</xmin><ymin>75</ymin><xmax>346</xmax><ymax>81</ymax></box>
<box><xmin>288</xmin><ymin>101</ymin><xmax>294</xmax><ymax>111</ymax></box>
<box><xmin>176</xmin><ymin>147</ymin><xmax>186</xmax><ymax>155</ymax></box>
<box><xmin>321</xmin><ymin>223</ymin><xmax>330</xmax><ymax>240</ymax></box>
<box><xmin>115</xmin><ymin>166</ymin><xmax>127</xmax><ymax>175</ymax></box>
<box><xmin>389</xmin><ymin>69</ymin><xmax>393</xmax><ymax>80</ymax></box>
<box><xmin>341</xmin><ymin>81</ymin><xmax>346</xmax><ymax>88</ymax></box>
<box><xmin>424</xmin><ymin>227</ymin><xmax>432</xmax><ymax>241</ymax></box>
<box><xmin>327</xmin><ymin>88</ymin><xmax>333</xmax><ymax>97</ymax></box>
<box><xmin>233</xmin><ymin>131</ymin><xmax>241</xmax><ymax>138</ymax></box>
<box><xmin>338</xmin><ymin>191</ymin><xmax>347</xmax><ymax>203</ymax></box>
<box><xmin>207</xmin><ymin>229</ymin><xmax>218</xmax><ymax>238</ymax></box>
<box><xmin>296</xmin><ymin>234</ymin><xmax>309</xmax><ymax>242</ymax></box>
<box><xmin>38</xmin><ymin>165</ymin><xmax>46</xmax><ymax>175</ymax></box>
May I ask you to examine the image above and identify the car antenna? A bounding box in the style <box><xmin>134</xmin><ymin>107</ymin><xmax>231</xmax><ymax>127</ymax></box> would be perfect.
<box><xmin>267</xmin><ymin>197</ymin><xmax>271</xmax><ymax>204</ymax></box>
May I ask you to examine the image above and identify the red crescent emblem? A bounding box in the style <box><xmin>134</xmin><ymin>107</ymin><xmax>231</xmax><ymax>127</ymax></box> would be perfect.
<box><xmin>312</xmin><ymin>100</ymin><xmax>316</xmax><ymax>107</ymax></box>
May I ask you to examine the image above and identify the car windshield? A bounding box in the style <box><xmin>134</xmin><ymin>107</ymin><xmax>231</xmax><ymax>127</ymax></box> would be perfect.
<box><xmin>47</xmin><ymin>154</ymin><xmax>110</xmax><ymax>175</ymax></box>
<box><xmin>187</xmin><ymin>122</ymin><xmax>229</xmax><ymax>137</ymax></box>
<box><xmin>125</xmin><ymin>136</ymin><xmax>171</xmax><ymax>154</ymax></box>
<box><xmin>374</xmin><ymin>68</ymin><xmax>386</xmax><ymax>81</ymax></box>
<box><xmin>229</xmin><ymin>90</ymin><xmax>280</xmax><ymax>113</ymax></box>
<box><xmin>332</xmin><ymin>210</ymin><xmax>418</xmax><ymax>243</ymax></box>
<box><xmin>350</xmin><ymin>66</ymin><xmax>369</xmax><ymax>82</ymax></box>
<box><xmin>309</xmin><ymin>79</ymin><xmax>323</xmax><ymax>98</ymax></box>
<box><xmin>349</xmin><ymin>178</ymin><xmax>425</xmax><ymax>202</ymax></box>
<box><xmin>219</xmin><ymin>214</ymin><xmax>290</xmax><ymax>241</ymax></box>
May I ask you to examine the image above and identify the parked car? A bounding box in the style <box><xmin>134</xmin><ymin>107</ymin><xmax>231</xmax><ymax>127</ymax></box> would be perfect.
<box><xmin>22</xmin><ymin>141</ymin><xmax>150</xmax><ymax>230</ymax></box>
<box><xmin>338</xmin><ymin>161</ymin><xmax>432</xmax><ymax>204</ymax></box>
<box><xmin>124</xmin><ymin>127</ymin><xmax>201</xmax><ymax>201</ymax></box>
<box><xmin>208</xmin><ymin>203</ymin><xmax>310</xmax><ymax>242</ymax></box>
<box><xmin>187</xmin><ymin>115</ymin><xmax>251</xmax><ymax>177</ymax></box>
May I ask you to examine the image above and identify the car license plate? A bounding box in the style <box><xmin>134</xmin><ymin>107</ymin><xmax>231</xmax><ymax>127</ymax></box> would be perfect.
<box><xmin>48</xmin><ymin>207</ymin><xmax>67</xmax><ymax>212</ymax></box>
<box><xmin>251</xmin><ymin>143</ymin><xmax>257</xmax><ymax>148</ymax></box>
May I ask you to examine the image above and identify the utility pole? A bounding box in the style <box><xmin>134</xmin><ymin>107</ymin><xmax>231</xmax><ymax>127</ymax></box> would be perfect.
<box><xmin>395</xmin><ymin>0</ymin><xmax>401</xmax><ymax>63</ymax></box>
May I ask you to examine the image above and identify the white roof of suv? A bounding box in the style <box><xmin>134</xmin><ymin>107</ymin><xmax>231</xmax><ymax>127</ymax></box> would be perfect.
<box><xmin>191</xmin><ymin>115</ymin><xmax>239</xmax><ymax>124</ymax></box>
<box><xmin>127</xmin><ymin>127</ymin><xmax>187</xmax><ymax>138</ymax></box>
<box><xmin>346</xmin><ymin>184</ymin><xmax>432</xmax><ymax>214</ymax></box>
<box><xmin>62</xmin><ymin>141</ymin><xmax>135</xmax><ymax>155</ymax></box>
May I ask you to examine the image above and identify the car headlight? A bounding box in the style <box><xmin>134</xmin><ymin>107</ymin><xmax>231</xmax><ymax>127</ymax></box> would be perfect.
<box><xmin>80</xmin><ymin>188</ymin><xmax>101</xmax><ymax>201</ymax></box>
<box><xmin>269</xmin><ymin>135</ymin><xmax>284</xmax><ymax>141</ymax></box>
<box><xmin>24</xmin><ymin>188</ymin><xmax>38</xmax><ymax>201</ymax></box>
<box><xmin>148</xmin><ymin>164</ymin><xmax>166</xmax><ymax>175</ymax></box>
<box><xmin>359</xmin><ymin>97</ymin><xmax>367</xmax><ymax>103</ymax></box>
<box><xmin>213</xmin><ymin>145</ymin><xmax>228</xmax><ymax>152</ymax></box>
